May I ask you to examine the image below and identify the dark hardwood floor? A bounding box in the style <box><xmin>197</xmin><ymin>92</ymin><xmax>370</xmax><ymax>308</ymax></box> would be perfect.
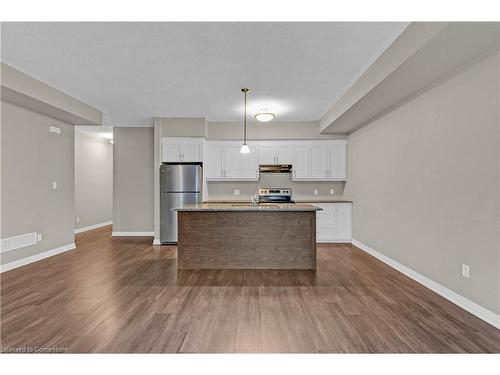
<box><xmin>1</xmin><ymin>225</ymin><xmax>499</xmax><ymax>353</ymax></box>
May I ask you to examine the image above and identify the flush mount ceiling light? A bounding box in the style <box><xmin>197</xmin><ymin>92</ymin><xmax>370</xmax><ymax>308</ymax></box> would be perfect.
<box><xmin>255</xmin><ymin>112</ymin><xmax>275</xmax><ymax>123</ymax></box>
<box><xmin>240</xmin><ymin>88</ymin><xmax>250</xmax><ymax>154</ymax></box>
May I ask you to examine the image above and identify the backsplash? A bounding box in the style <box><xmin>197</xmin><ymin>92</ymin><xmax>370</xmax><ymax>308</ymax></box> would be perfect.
<box><xmin>205</xmin><ymin>173</ymin><xmax>345</xmax><ymax>201</ymax></box>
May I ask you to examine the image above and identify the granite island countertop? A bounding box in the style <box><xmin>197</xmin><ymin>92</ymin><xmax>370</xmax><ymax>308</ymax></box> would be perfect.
<box><xmin>174</xmin><ymin>203</ymin><xmax>322</xmax><ymax>212</ymax></box>
<box><xmin>203</xmin><ymin>199</ymin><xmax>353</xmax><ymax>204</ymax></box>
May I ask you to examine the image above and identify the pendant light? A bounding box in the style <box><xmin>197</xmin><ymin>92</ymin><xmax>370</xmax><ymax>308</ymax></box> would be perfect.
<box><xmin>240</xmin><ymin>88</ymin><xmax>250</xmax><ymax>154</ymax></box>
<box><xmin>255</xmin><ymin>112</ymin><xmax>275</xmax><ymax>122</ymax></box>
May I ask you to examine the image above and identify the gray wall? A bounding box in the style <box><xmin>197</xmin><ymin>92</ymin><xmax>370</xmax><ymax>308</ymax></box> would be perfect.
<box><xmin>1</xmin><ymin>101</ymin><xmax>75</xmax><ymax>265</ymax></box>
<box><xmin>161</xmin><ymin>117</ymin><xmax>207</xmax><ymax>137</ymax></box>
<box><xmin>75</xmin><ymin>130</ymin><xmax>113</xmax><ymax>229</ymax></box>
<box><xmin>344</xmin><ymin>52</ymin><xmax>500</xmax><ymax>314</ymax></box>
<box><xmin>208</xmin><ymin>121</ymin><xmax>345</xmax><ymax>140</ymax></box>
<box><xmin>207</xmin><ymin>174</ymin><xmax>345</xmax><ymax>201</ymax></box>
<box><xmin>113</xmin><ymin>127</ymin><xmax>154</xmax><ymax>232</ymax></box>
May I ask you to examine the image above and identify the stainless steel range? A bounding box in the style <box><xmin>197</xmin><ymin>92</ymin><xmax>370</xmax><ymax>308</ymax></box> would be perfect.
<box><xmin>258</xmin><ymin>188</ymin><xmax>294</xmax><ymax>204</ymax></box>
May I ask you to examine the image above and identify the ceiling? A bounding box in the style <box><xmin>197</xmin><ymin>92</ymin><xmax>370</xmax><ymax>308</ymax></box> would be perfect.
<box><xmin>320</xmin><ymin>22</ymin><xmax>500</xmax><ymax>134</ymax></box>
<box><xmin>1</xmin><ymin>22</ymin><xmax>408</xmax><ymax>126</ymax></box>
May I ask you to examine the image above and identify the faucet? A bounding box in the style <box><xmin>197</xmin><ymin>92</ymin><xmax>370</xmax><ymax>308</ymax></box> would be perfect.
<box><xmin>250</xmin><ymin>193</ymin><xmax>259</xmax><ymax>207</ymax></box>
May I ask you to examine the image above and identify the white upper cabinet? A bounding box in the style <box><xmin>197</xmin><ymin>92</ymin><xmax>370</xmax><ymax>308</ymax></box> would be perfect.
<box><xmin>310</xmin><ymin>144</ymin><xmax>329</xmax><ymax>178</ymax></box>
<box><xmin>258</xmin><ymin>145</ymin><xmax>276</xmax><ymax>164</ymax></box>
<box><xmin>241</xmin><ymin>145</ymin><xmax>259</xmax><ymax>179</ymax></box>
<box><xmin>205</xmin><ymin>144</ymin><xmax>224</xmax><ymax>179</ymax></box>
<box><xmin>276</xmin><ymin>144</ymin><xmax>294</xmax><ymax>164</ymax></box>
<box><xmin>292</xmin><ymin>140</ymin><xmax>347</xmax><ymax>181</ymax></box>
<box><xmin>258</xmin><ymin>142</ymin><xmax>294</xmax><ymax>164</ymax></box>
<box><xmin>223</xmin><ymin>145</ymin><xmax>242</xmax><ymax>179</ymax></box>
<box><xmin>328</xmin><ymin>141</ymin><xmax>347</xmax><ymax>179</ymax></box>
<box><xmin>161</xmin><ymin>137</ymin><xmax>204</xmax><ymax>163</ymax></box>
<box><xmin>293</xmin><ymin>144</ymin><xmax>310</xmax><ymax>179</ymax></box>
<box><xmin>203</xmin><ymin>139</ymin><xmax>346</xmax><ymax>182</ymax></box>
<box><xmin>205</xmin><ymin>141</ymin><xmax>258</xmax><ymax>181</ymax></box>
<box><xmin>162</xmin><ymin>141</ymin><xmax>182</xmax><ymax>162</ymax></box>
<box><xmin>183</xmin><ymin>139</ymin><xmax>204</xmax><ymax>162</ymax></box>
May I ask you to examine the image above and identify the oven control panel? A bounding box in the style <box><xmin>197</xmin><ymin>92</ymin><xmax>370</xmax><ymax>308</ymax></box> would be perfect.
<box><xmin>258</xmin><ymin>188</ymin><xmax>293</xmax><ymax>203</ymax></box>
<box><xmin>259</xmin><ymin>188</ymin><xmax>291</xmax><ymax>196</ymax></box>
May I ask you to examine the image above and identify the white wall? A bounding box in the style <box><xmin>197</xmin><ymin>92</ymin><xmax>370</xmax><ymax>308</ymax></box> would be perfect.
<box><xmin>74</xmin><ymin>130</ymin><xmax>113</xmax><ymax>230</ymax></box>
<box><xmin>344</xmin><ymin>52</ymin><xmax>500</xmax><ymax>314</ymax></box>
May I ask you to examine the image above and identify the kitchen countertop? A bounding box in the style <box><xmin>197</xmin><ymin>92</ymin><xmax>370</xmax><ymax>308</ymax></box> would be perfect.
<box><xmin>294</xmin><ymin>199</ymin><xmax>353</xmax><ymax>203</ymax></box>
<box><xmin>174</xmin><ymin>203</ymin><xmax>322</xmax><ymax>212</ymax></box>
<box><xmin>203</xmin><ymin>199</ymin><xmax>353</xmax><ymax>204</ymax></box>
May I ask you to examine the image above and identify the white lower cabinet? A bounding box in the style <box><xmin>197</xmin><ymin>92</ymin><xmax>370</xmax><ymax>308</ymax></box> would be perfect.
<box><xmin>312</xmin><ymin>203</ymin><xmax>352</xmax><ymax>243</ymax></box>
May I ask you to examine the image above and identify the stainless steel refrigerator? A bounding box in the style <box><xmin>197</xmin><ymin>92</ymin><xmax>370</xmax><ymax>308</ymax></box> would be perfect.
<box><xmin>160</xmin><ymin>163</ymin><xmax>202</xmax><ymax>244</ymax></box>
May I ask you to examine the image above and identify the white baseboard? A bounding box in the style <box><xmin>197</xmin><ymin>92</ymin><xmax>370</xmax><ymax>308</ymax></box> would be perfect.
<box><xmin>0</xmin><ymin>242</ymin><xmax>76</xmax><ymax>273</ymax></box>
<box><xmin>351</xmin><ymin>239</ymin><xmax>500</xmax><ymax>329</ymax></box>
<box><xmin>317</xmin><ymin>239</ymin><xmax>352</xmax><ymax>244</ymax></box>
<box><xmin>111</xmin><ymin>231</ymin><xmax>154</xmax><ymax>237</ymax></box>
<box><xmin>152</xmin><ymin>238</ymin><xmax>161</xmax><ymax>245</ymax></box>
<box><xmin>74</xmin><ymin>221</ymin><xmax>112</xmax><ymax>234</ymax></box>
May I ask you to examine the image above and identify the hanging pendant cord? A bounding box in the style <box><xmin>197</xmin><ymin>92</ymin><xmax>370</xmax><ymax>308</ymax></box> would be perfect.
<box><xmin>244</xmin><ymin>89</ymin><xmax>247</xmax><ymax>144</ymax></box>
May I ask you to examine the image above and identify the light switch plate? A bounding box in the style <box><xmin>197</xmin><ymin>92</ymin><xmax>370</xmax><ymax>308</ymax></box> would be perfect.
<box><xmin>49</xmin><ymin>126</ymin><xmax>61</xmax><ymax>135</ymax></box>
<box><xmin>234</xmin><ymin>189</ymin><xmax>240</xmax><ymax>196</ymax></box>
<box><xmin>462</xmin><ymin>264</ymin><xmax>470</xmax><ymax>278</ymax></box>
<box><xmin>314</xmin><ymin>189</ymin><xmax>318</xmax><ymax>195</ymax></box>
<box><xmin>76</xmin><ymin>216</ymin><xmax>80</xmax><ymax>223</ymax></box>
<box><xmin>330</xmin><ymin>189</ymin><xmax>335</xmax><ymax>195</ymax></box>
<box><xmin>37</xmin><ymin>233</ymin><xmax>42</xmax><ymax>242</ymax></box>
<box><xmin>52</xmin><ymin>181</ymin><xmax>57</xmax><ymax>190</ymax></box>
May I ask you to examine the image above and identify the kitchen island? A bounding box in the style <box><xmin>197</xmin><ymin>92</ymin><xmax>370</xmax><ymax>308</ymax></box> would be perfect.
<box><xmin>174</xmin><ymin>203</ymin><xmax>321</xmax><ymax>269</ymax></box>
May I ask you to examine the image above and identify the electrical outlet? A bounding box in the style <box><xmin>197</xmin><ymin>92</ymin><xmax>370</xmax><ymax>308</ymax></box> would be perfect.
<box><xmin>330</xmin><ymin>189</ymin><xmax>335</xmax><ymax>195</ymax></box>
<box><xmin>234</xmin><ymin>189</ymin><xmax>240</xmax><ymax>196</ymax></box>
<box><xmin>37</xmin><ymin>233</ymin><xmax>42</xmax><ymax>242</ymax></box>
<box><xmin>462</xmin><ymin>264</ymin><xmax>470</xmax><ymax>278</ymax></box>
<box><xmin>52</xmin><ymin>181</ymin><xmax>57</xmax><ymax>190</ymax></box>
<box><xmin>314</xmin><ymin>189</ymin><xmax>318</xmax><ymax>195</ymax></box>
<box><xmin>76</xmin><ymin>216</ymin><xmax>80</xmax><ymax>223</ymax></box>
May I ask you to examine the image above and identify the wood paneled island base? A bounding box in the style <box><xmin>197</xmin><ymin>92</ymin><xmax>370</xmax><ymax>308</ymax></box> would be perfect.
<box><xmin>177</xmin><ymin>210</ymin><xmax>317</xmax><ymax>269</ymax></box>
